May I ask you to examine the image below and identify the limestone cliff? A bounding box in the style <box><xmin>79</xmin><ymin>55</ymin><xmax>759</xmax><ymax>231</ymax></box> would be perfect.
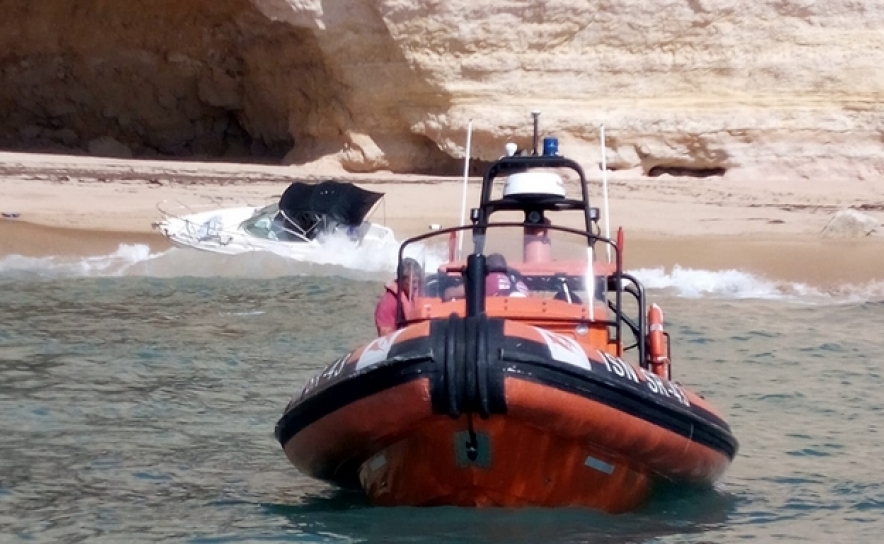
<box><xmin>1</xmin><ymin>0</ymin><xmax>882</xmax><ymax>179</ymax></box>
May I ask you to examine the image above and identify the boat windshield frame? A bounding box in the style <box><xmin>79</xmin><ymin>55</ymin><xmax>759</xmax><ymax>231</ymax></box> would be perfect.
<box><xmin>240</xmin><ymin>203</ymin><xmax>312</xmax><ymax>243</ymax></box>
<box><xmin>395</xmin><ymin>221</ymin><xmax>650</xmax><ymax>361</ymax></box>
<box><xmin>399</xmin><ymin>220</ymin><xmax>617</xmax><ymax>290</ymax></box>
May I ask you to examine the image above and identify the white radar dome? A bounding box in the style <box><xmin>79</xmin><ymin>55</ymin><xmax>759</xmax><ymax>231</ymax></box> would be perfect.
<box><xmin>502</xmin><ymin>172</ymin><xmax>566</xmax><ymax>199</ymax></box>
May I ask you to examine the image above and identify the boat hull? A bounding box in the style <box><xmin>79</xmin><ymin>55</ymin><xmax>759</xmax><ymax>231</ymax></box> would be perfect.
<box><xmin>276</xmin><ymin>316</ymin><xmax>737</xmax><ymax>512</ymax></box>
<box><xmin>156</xmin><ymin>207</ymin><xmax>395</xmax><ymax>259</ymax></box>
<box><xmin>356</xmin><ymin>414</ymin><xmax>654</xmax><ymax>511</ymax></box>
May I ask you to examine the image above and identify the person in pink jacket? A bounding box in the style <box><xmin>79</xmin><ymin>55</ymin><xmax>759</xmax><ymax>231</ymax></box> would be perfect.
<box><xmin>441</xmin><ymin>253</ymin><xmax>529</xmax><ymax>300</ymax></box>
<box><xmin>374</xmin><ymin>258</ymin><xmax>422</xmax><ymax>336</ymax></box>
<box><xmin>484</xmin><ymin>253</ymin><xmax>529</xmax><ymax>297</ymax></box>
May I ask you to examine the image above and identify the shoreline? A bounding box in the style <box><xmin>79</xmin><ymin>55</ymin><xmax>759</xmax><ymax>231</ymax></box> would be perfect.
<box><xmin>3</xmin><ymin>219</ymin><xmax>883</xmax><ymax>287</ymax></box>
<box><xmin>2</xmin><ymin>150</ymin><xmax>884</xmax><ymax>287</ymax></box>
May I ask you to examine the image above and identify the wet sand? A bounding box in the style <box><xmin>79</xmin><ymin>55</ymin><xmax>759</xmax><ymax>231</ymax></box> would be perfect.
<box><xmin>623</xmin><ymin>235</ymin><xmax>884</xmax><ymax>287</ymax></box>
<box><xmin>0</xmin><ymin>219</ymin><xmax>171</xmax><ymax>258</ymax></box>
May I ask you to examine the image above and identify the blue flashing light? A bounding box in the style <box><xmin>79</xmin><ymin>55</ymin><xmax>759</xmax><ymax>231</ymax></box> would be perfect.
<box><xmin>542</xmin><ymin>137</ymin><xmax>559</xmax><ymax>157</ymax></box>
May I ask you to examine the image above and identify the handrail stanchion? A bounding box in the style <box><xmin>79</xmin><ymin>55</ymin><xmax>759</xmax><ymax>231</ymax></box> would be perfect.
<box><xmin>457</xmin><ymin>119</ymin><xmax>474</xmax><ymax>260</ymax></box>
<box><xmin>600</xmin><ymin>124</ymin><xmax>612</xmax><ymax>263</ymax></box>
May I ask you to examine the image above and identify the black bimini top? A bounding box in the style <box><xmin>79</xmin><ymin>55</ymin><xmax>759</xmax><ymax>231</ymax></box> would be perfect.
<box><xmin>278</xmin><ymin>180</ymin><xmax>383</xmax><ymax>229</ymax></box>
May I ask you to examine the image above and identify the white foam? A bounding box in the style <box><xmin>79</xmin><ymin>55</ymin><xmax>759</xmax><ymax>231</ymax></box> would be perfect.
<box><xmin>290</xmin><ymin>230</ymin><xmax>402</xmax><ymax>273</ymax></box>
<box><xmin>0</xmin><ymin>236</ymin><xmax>433</xmax><ymax>282</ymax></box>
<box><xmin>630</xmin><ymin>266</ymin><xmax>797</xmax><ymax>299</ymax></box>
<box><xmin>0</xmin><ymin>244</ymin><xmax>160</xmax><ymax>279</ymax></box>
<box><xmin>3</xmin><ymin>246</ymin><xmax>883</xmax><ymax>304</ymax></box>
<box><xmin>629</xmin><ymin>265</ymin><xmax>884</xmax><ymax>303</ymax></box>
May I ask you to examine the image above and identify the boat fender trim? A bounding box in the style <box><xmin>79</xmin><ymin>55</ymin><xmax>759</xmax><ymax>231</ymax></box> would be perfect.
<box><xmin>429</xmin><ymin>315</ymin><xmax>507</xmax><ymax>419</ymax></box>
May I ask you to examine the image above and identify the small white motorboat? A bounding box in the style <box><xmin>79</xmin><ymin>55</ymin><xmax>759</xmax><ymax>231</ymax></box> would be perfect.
<box><xmin>154</xmin><ymin>180</ymin><xmax>398</xmax><ymax>260</ymax></box>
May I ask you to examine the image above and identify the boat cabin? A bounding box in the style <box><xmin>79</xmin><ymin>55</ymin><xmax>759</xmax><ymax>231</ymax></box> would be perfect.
<box><xmin>395</xmin><ymin>144</ymin><xmax>653</xmax><ymax>367</ymax></box>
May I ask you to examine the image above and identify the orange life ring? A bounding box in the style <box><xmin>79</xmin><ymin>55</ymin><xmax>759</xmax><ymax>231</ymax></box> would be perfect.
<box><xmin>647</xmin><ymin>303</ymin><xmax>670</xmax><ymax>379</ymax></box>
<box><xmin>648</xmin><ymin>304</ymin><xmax>665</xmax><ymax>358</ymax></box>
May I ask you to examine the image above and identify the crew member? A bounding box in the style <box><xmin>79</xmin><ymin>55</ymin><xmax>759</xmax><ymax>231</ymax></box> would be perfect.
<box><xmin>374</xmin><ymin>258</ymin><xmax>422</xmax><ymax>336</ymax></box>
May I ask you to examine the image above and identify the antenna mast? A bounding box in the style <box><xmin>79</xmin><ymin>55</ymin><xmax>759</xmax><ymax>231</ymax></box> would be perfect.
<box><xmin>531</xmin><ymin>110</ymin><xmax>541</xmax><ymax>155</ymax></box>
<box><xmin>600</xmin><ymin>124</ymin><xmax>612</xmax><ymax>262</ymax></box>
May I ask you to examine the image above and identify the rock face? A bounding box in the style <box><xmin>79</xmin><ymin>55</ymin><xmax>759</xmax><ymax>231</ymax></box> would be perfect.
<box><xmin>821</xmin><ymin>209</ymin><xmax>880</xmax><ymax>238</ymax></box>
<box><xmin>1</xmin><ymin>0</ymin><xmax>883</xmax><ymax>177</ymax></box>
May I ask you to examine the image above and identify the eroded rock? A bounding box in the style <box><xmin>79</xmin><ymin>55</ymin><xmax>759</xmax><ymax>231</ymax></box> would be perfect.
<box><xmin>821</xmin><ymin>209</ymin><xmax>880</xmax><ymax>238</ymax></box>
<box><xmin>0</xmin><ymin>0</ymin><xmax>883</xmax><ymax>177</ymax></box>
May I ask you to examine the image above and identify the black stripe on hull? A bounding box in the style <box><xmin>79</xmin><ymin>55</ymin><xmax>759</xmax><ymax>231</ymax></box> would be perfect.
<box><xmin>273</xmin><ymin>344</ymin><xmax>437</xmax><ymax>447</ymax></box>
<box><xmin>502</xmin><ymin>363</ymin><xmax>738</xmax><ymax>460</ymax></box>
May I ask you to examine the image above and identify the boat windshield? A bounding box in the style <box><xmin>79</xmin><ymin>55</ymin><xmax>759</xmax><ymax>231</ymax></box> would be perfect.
<box><xmin>400</xmin><ymin>222</ymin><xmax>616</xmax><ymax>323</ymax></box>
<box><xmin>240</xmin><ymin>204</ymin><xmax>310</xmax><ymax>243</ymax></box>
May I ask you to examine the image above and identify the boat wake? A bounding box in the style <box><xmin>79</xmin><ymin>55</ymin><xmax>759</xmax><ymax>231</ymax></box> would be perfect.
<box><xmin>2</xmin><ymin>245</ymin><xmax>882</xmax><ymax>302</ymax></box>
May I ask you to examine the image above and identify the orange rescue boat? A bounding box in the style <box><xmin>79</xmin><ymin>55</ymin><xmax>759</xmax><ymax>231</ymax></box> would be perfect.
<box><xmin>275</xmin><ymin>118</ymin><xmax>738</xmax><ymax>513</ymax></box>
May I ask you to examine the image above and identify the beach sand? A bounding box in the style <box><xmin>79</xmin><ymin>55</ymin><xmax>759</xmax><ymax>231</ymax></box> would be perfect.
<box><xmin>2</xmin><ymin>151</ymin><xmax>883</xmax><ymax>287</ymax></box>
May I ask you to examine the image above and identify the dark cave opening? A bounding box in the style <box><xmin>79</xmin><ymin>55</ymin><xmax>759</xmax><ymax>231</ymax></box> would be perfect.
<box><xmin>0</xmin><ymin>0</ymin><xmax>334</xmax><ymax>164</ymax></box>
<box><xmin>646</xmin><ymin>165</ymin><xmax>727</xmax><ymax>178</ymax></box>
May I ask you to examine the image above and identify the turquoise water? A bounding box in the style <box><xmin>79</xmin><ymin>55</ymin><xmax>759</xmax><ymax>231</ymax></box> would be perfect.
<box><xmin>2</xmin><ymin>254</ymin><xmax>884</xmax><ymax>542</ymax></box>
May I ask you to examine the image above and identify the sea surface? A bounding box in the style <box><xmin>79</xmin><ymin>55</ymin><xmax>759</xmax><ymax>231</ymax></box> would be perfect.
<box><xmin>2</xmin><ymin>245</ymin><xmax>884</xmax><ymax>543</ymax></box>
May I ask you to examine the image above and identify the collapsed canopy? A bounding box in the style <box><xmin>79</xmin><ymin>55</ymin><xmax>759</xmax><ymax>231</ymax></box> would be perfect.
<box><xmin>278</xmin><ymin>180</ymin><xmax>384</xmax><ymax>234</ymax></box>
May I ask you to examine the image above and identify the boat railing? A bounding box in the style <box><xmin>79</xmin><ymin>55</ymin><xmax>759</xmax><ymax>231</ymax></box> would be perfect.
<box><xmin>158</xmin><ymin>198</ymin><xmax>313</xmax><ymax>245</ymax></box>
<box><xmin>612</xmin><ymin>272</ymin><xmax>647</xmax><ymax>367</ymax></box>
<box><xmin>154</xmin><ymin>201</ymin><xmax>243</xmax><ymax>246</ymax></box>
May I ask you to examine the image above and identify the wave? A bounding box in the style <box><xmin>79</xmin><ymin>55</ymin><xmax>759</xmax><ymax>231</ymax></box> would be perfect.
<box><xmin>2</xmin><ymin>246</ymin><xmax>882</xmax><ymax>303</ymax></box>
<box><xmin>630</xmin><ymin>266</ymin><xmax>884</xmax><ymax>304</ymax></box>
<box><xmin>0</xmin><ymin>241</ymin><xmax>400</xmax><ymax>283</ymax></box>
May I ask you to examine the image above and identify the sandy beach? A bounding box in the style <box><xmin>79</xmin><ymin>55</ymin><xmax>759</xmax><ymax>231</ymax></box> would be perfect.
<box><xmin>2</xmin><ymin>150</ymin><xmax>884</xmax><ymax>287</ymax></box>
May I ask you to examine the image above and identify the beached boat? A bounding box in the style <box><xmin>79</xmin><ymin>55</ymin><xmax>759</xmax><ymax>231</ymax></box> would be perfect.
<box><xmin>274</xmin><ymin>119</ymin><xmax>738</xmax><ymax>512</ymax></box>
<box><xmin>154</xmin><ymin>180</ymin><xmax>396</xmax><ymax>259</ymax></box>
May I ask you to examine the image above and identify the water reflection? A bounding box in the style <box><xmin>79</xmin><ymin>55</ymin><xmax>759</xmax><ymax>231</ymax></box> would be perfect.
<box><xmin>260</xmin><ymin>484</ymin><xmax>736</xmax><ymax>544</ymax></box>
